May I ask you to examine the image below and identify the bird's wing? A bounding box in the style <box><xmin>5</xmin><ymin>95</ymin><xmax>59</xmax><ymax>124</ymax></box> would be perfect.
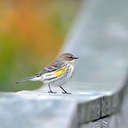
<box><xmin>36</xmin><ymin>60</ymin><xmax>65</xmax><ymax>76</ymax></box>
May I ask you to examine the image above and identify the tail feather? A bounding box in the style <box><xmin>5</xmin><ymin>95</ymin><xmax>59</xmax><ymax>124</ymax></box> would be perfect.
<box><xmin>16</xmin><ymin>76</ymin><xmax>41</xmax><ymax>84</ymax></box>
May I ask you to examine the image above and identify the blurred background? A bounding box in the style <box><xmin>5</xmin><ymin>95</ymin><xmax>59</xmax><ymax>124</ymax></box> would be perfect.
<box><xmin>0</xmin><ymin>0</ymin><xmax>80</xmax><ymax>91</ymax></box>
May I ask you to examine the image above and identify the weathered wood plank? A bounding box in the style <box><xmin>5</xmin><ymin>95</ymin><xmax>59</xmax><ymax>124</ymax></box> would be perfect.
<box><xmin>0</xmin><ymin>0</ymin><xmax>128</xmax><ymax>128</ymax></box>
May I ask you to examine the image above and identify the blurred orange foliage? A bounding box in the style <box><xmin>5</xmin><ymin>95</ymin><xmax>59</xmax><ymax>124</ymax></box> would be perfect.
<box><xmin>0</xmin><ymin>0</ymin><xmax>79</xmax><ymax>91</ymax></box>
<box><xmin>0</xmin><ymin>0</ymin><xmax>77</xmax><ymax>60</ymax></box>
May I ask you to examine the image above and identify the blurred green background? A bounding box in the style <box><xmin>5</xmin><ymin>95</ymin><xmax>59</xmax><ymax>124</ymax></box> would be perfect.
<box><xmin>0</xmin><ymin>0</ymin><xmax>79</xmax><ymax>92</ymax></box>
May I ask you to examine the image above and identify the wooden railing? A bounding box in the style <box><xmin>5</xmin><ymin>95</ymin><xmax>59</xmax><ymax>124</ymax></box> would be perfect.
<box><xmin>0</xmin><ymin>0</ymin><xmax>128</xmax><ymax>128</ymax></box>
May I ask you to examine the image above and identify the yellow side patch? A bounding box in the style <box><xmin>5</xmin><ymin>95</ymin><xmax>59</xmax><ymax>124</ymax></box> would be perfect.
<box><xmin>54</xmin><ymin>66</ymin><xmax>66</xmax><ymax>76</ymax></box>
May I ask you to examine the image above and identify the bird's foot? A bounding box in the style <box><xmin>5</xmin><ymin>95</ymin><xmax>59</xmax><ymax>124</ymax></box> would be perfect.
<box><xmin>48</xmin><ymin>90</ymin><xmax>57</xmax><ymax>94</ymax></box>
<box><xmin>62</xmin><ymin>91</ymin><xmax>71</xmax><ymax>94</ymax></box>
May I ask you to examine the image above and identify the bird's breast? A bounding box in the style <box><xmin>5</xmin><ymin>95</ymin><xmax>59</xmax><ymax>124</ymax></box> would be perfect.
<box><xmin>66</xmin><ymin>63</ymin><xmax>74</xmax><ymax>78</ymax></box>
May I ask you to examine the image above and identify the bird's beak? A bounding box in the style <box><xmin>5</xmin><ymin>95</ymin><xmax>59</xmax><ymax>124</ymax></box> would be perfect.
<box><xmin>73</xmin><ymin>56</ymin><xmax>79</xmax><ymax>59</ymax></box>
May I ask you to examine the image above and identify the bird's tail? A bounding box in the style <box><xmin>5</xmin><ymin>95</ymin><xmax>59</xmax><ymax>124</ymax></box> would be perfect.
<box><xmin>16</xmin><ymin>75</ymin><xmax>41</xmax><ymax>84</ymax></box>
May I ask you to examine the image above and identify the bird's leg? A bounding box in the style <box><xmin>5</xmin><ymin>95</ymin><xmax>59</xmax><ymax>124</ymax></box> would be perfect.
<box><xmin>59</xmin><ymin>86</ymin><xmax>71</xmax><ymax>94</ymax></box>
<box><xmin>48</xmin><ymin>84</ymin><xmax>57</xmax><ymax>94</ymax></box>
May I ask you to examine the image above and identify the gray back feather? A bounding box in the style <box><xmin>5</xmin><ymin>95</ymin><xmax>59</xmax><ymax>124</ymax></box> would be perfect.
<box><xmin>36</xmin><ymin>59</ymin><xmax>65</xmax><ymax>76</ymax></box>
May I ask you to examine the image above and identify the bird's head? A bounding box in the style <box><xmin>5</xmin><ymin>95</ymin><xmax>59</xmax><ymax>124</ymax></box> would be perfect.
<box><xmin>58</xmin><ymin>53</ymin><xmax>78</xmax><ymax>63</ymax></box>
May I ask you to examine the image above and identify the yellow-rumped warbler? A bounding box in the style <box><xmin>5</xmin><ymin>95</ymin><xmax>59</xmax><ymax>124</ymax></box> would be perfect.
<box><xmin>16</xmin><ymin>53</ymin><xmax>78</xmax><ymax>94</ymax></box>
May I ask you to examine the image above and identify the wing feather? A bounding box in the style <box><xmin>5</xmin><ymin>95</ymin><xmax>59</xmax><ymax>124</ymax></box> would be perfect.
<box><xmin>36</xmin><ymin>60</ymin><xmax>65</xmax><ymax>76</ymax></box>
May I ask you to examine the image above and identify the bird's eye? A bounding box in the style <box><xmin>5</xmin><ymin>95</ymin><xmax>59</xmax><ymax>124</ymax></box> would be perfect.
<box><xmin>68</xmin><ymin>56</ymin><xmax>73</xmax><ymax>58</ymax></box>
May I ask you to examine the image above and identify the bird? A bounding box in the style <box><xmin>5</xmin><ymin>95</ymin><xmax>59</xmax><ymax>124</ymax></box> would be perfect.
<box><xmin>16</xmin><ymin>53</ymin><xmax>78</xmax><ymax>94</ymax></box>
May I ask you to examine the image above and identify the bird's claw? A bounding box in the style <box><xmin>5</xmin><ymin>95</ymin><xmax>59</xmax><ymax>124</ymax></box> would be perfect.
<box><xmin>62</xmin><ymin>91</ymin><xmax>71</xmax><ymax>94</ymax></box>
<box><xmin>48</xmin><ymin>91</ymin><xmax>57</xmax><ymax>94</ymax></box>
